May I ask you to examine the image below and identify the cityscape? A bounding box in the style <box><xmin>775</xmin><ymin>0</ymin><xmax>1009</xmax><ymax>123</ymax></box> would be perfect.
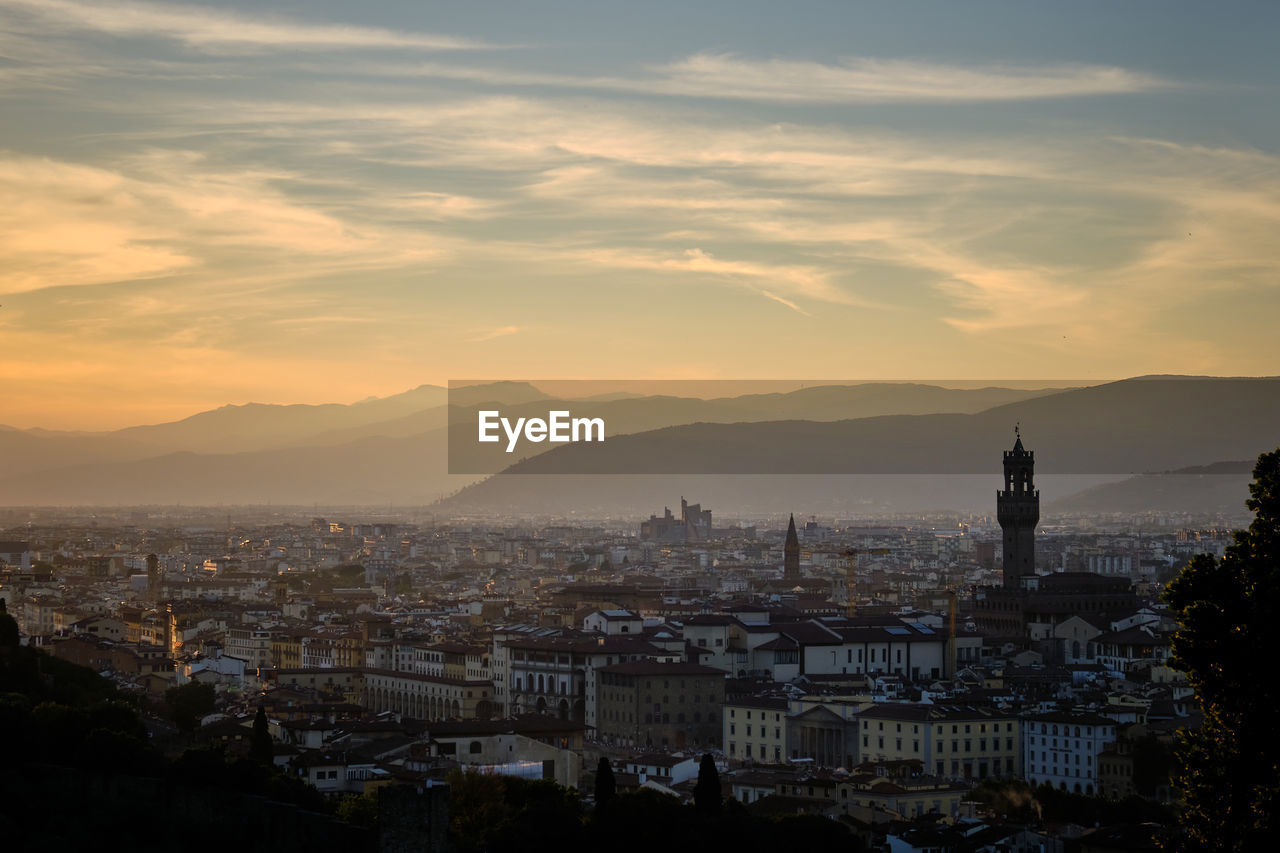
<box><xmin>2</xmin><ymin>413</ymin><xmax>1273</xmax><ymax>850</ymax></box>
<box><xmin>3</xmin><ymin>1</ymin><xmax>1279</xmax><ymax>851</ymax></box>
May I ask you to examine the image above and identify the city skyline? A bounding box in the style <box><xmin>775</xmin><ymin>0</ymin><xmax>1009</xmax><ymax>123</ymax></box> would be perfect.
<box><xmin>3</xmin><ymin>0</ymin><xmax>1279</xmax><ymax>430</ymax></box>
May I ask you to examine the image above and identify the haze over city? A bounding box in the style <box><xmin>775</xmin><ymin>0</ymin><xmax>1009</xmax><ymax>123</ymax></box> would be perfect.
<box><xmin>3</xmin><ymin>0</ymin><xmax>1279</xmax><ymax>430</ymax></box>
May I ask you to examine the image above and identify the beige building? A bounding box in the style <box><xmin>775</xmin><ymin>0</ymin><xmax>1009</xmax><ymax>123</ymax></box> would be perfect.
<box><xmin>724</xmin><ymin>696</ymin><xmax>790</xmax><ymax>764</ymax></box>
<box><xmin>595</xmin><ymin>661</ymin><xmax>726</xmax><ymax>750</ymax></box>
<box><xmin>857</xmin><ymin>704</ymin><xmax>1021</xmax><ymax>780</ymax></box>
<box><xmin>363</xmin><ymin>669</ymin><xmax>494</xmax><ymax>720</ymax></box>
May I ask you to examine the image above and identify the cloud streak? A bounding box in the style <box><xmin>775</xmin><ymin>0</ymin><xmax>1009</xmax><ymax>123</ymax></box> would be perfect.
<box><xmin>333</xmin><ymin>52</ymin><xmax>1170</xmax><ymax>103</ymax></box>
<box><xmin>0</xmin><ymin>0</ymin><xmax>493</xmax><ymax>52</ymax></box>
<box><xmin>468</xmin><ymin>325</ymin><xmax>521</xmax><ymax>342</ymax></box>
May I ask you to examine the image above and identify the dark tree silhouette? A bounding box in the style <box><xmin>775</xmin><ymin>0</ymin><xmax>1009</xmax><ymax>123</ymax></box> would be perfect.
<box><xmin>250</xmin><ymin>704</ymin><xmax>273</xmax><ymax>764</ymax></box>
<box><xmin>693</xmin><ymin>753</ymin><xmax>721</xmax><ymax>816</ymax></box>
<box><xmin>594</xmin><ymin>756</ymin><xmax>616</xmax><ymax>806</ymax></box>
<box><xmin>165</xmin><ymin>681</ymin><xmax>216</xmax><ymax>733</ymax></box>
<box><xmin>1164</xmin><ymin>448</ymin><xmax>1280</xmax><ymax>851</ymax></box>
<box><xmin>0</xmin><ymin>597</ymin><xmax>18</xmax><ymax>647</ymax></box>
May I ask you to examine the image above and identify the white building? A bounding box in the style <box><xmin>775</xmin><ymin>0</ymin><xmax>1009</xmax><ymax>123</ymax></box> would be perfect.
<box><xmin>1022</xmin><ymin>711</ymin><xmax>1116</xmax><ymax>795</ymax></box>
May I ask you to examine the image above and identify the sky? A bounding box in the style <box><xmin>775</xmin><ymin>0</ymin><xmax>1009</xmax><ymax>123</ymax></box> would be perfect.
<box><xmin>2</xmin><ymin>0</ymin><xmax>1279</xmax><ymax>430</ymax></box>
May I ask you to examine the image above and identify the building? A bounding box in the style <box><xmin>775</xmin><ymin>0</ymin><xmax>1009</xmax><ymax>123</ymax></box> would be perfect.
<box><xmin>425</xmin><ymin>718</ymin><xmax>585</xmax><ymax>788</ymax></box>
<box><xmin>724</xmin><ymin>696</ymin><xmax>790</xmax><ymax>764</ymax></box>
<box><xmin>595</xmin><ymin>660</ymin><xmax>726</xmax><ymax>749</ymax></box>
<box><xmin>640</xmin><ymin>497</ymin><xmax>713</xmax><ymax>542</ymax></box>
<box><xmin>362</xmin><ymin>669</ymin><xmax>494</xmax><ymax>720</ymax></box>
<box><xmin>226</xmin><ymin>627</ymin><xmax>272</xmax><ymax>670</ymax></box>
<box><xmin>0</xmin><ymin>541</ymin><xmax>31</xmax><ymax>570</ymax></box>
<box><xmin>500</xmin><ymin>632</ymin><xmax>665</xmax><ymax>726</ymax></box>
<box><xmin>975</xmin><ymin>434</ymin><xmax>1138</xmax><ymax>638</ymax></box>
<box><xmin>857</xmin><ymin>704</ymin><xmax>1022</xmax><ymax>781</ymax></box>
<box><xmin>998</xmin><ymin>430</ymin><xmax>1039</xmax><ymax>590</ymax></box>
<box><xmin>783</xmin><ymin>514</ymin><xmax>801</xmax><ymax>583</ymax></box>
<box><xmin>1023</xmin><ymin>710</ymin><xmax>1117</xmax><ymax>795</ymax></box>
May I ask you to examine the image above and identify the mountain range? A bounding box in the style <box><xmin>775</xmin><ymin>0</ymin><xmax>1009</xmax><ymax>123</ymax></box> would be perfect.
<box><xmin>1</xmin><ymin>376</ymin><xmax>1273</xmax><ymax>516</ymax></box>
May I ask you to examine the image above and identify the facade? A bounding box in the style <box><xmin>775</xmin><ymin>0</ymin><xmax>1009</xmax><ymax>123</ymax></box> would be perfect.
<box><xmin>857</xmin><ymin>704</ymin><xmax>1022</xmax><ymax>780</ymax></box>
<box><xmin>724</xmin><ymin>696</ymin><xmax>790</xmax><ymax>764</ymax></box>
<box><xmin>1022</xmin><ymin>711</ymin><xmax>1117</xmax><ymax>794</ymax></box>
<box><xmin>595</xmin><ymin>661</ymin><xmax>726</xmax><ymax>749</ymax></box>
<box><xmin>788</xmin><ymin>704</ymin><xmax>856</xmax><ymax>768</ymax></box>
<box><xmin>226</xmin><ymin>627</ymin><xmax>272</xmax><ymax>670</ymax></box>
<box><xmin>362</xmin><ymin>669</ymin><xmax>494</xmax><ymax>720</ymax></box>
<box><xmin>501</xmin><ymin>633</ymin><xmax>665</xmax><ymax>726</ymax></box>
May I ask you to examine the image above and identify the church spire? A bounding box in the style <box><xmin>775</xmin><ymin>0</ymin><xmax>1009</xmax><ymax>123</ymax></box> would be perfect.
<box><xmin>784</xmin><ymin>514</ymin><xmax>800</xmax><ymax>582</ymax></box>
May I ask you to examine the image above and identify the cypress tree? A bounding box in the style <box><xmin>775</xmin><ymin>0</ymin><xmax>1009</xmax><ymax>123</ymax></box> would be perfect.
<box><xmin>250</xmin><ymin>704</ymin><xmax>273</xmax><ymax>765</ymax></box>
<box><xmin>594</xmin><ymin>756</ymin><xmax>616</xmax><ymax>806</ymax></box>
<box><xmin>693</xmin><ymin>753</ymin><xmax>721</xmax><ymax>816</ymax></box>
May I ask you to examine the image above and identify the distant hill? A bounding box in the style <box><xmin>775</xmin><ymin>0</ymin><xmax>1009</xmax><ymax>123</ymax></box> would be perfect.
<box><xmin>0</xmin><ymin>382</ymin><xmax>1061</xmax><ymax>506</ymax></box>
<box><xmin>1049</xmin><ymin>460</ymin><xmax>1255</xmax><ymax>515</ymax></box>
<box><xmin>439</xmin><ymin>377</ymin><xmax>1280</xmax><ymax>515</ymax></box>
<box><xmin>5</xmin><ymin>376</ymin><xmax>1273</xmax><ymax>512</ymax></box>
<box><xmin>10</xmin><ymin>429</ymin><xmax>465</xmax><ymax>506</ymax></box>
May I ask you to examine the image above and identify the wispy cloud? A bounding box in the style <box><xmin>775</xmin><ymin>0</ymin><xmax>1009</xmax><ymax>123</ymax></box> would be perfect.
<box><xmin>332</xmin><ymin>53</ymin><xmax>1170</xmax><ymax>104</ymax></box>
<box><xmin>0</xmin><ymin>151</ymin><xmax>445</xmax><ymax>294</ymax></box>
<box><xmin>0</xmin><ymin>0</ymin><xmax>493</xmax><ymax>53</ymax></box>
<box><xmin>760</xmin><ymin>290</ymin><xmax>810</xmax><ymax>316</ymax></box>
<box><xmin>651</xmin><ymin>53</ymin><xmax>1171</xmax><ymax>102</ymax></box>
<box><xmin>468</xmin><ymin>325</ymin><xmax>521</xmax><ymax>342</ymax></box>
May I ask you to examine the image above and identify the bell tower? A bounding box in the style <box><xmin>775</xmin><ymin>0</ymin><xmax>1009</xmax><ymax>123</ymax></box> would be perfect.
<box><xmin>997</xmin><ymin>427</ymin><xmax>1039</xmax><ymax>590</ymax></box>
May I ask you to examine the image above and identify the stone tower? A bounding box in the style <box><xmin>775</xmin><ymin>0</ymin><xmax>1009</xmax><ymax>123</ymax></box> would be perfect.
<box><xmin>146</xmin><ymin>553</ymin><xmax>160</xmax><ymax>602</ymax></box>
<box><xmin>997</xmin><ymin>430</ymin><xmax>1039</xmax><ymax>590</ymax></box>
<box><xmin>783</xmin><ymin>514</ymin><xmax>800</xmax><ymax>583</ymax></box>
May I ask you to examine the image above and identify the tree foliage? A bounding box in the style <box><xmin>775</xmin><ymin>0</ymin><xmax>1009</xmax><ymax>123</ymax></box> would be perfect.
<box><xmin>594</xmin><ymin>756</ymin><xmax>616</xmax><ymax>806</ymax></box>
<box><xmin>1163</xmin><ymin>448</ymin><xmax>1280</xmax><ymax>851</ymax></box>
<box><xmin>693</xmin><ymin>753</ymin><xmax>721</xmax><ymax>816</ymax></box>
<box><xmin>165</xmin><ymin>681</ymin><xmax>216</xmax><ymax>733</ymax></box>
<box><xmin>0</xmin><ymin>598</ymin><xmax>18</xmax><ymax>646</ymax></box>
<box><xmin>250</xmin><ymin>704</ymin><xmax>273</xmax><ymax>765</ymax></box>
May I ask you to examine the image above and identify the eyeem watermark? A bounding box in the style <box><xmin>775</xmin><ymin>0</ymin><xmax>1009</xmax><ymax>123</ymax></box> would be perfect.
<box><xmin>478</xmin><ymin>410</ymin><xmax>605</xmax><ymax>453</ymax></box>
<box><xmin>446</xmin><ymin>378</ymin><xmax>1106</xmax><ymax>475</ymax></box>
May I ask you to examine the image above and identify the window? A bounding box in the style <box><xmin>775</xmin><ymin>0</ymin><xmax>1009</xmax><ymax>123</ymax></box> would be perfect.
<box><xmin>469</xmin><ymin>741</ymin><xmax>482</xmax><ymax>754</ymax></box>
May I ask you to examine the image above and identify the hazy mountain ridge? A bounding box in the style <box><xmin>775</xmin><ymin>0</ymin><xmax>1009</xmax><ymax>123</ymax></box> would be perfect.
<box><xmin>1046</xmin><ymin>460</ymin><xmax>1255</xmax><ymax>515</ymax></box>
<box><xmin>3</xmin><ymin>377</ymin><xmax>1273</xmax><ymax>511</ymax></box>
<box><xmin>0</xmin><ymin>382</ymin><xmax>1060</xmax><ymax>502</ymax></box>
<box><xmin>440</xmin><ymin>377</ymin><xmax>1280</xmax><ymax>515</ymax></box>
